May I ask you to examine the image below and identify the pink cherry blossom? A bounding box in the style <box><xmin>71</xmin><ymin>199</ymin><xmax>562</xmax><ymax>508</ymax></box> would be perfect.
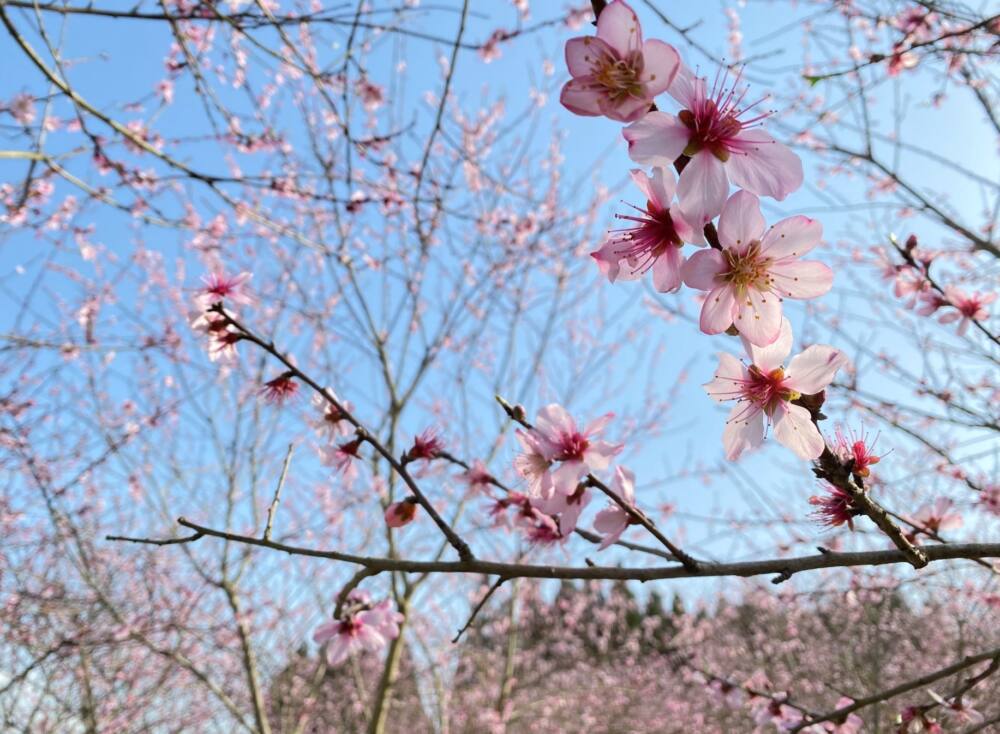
<box><xmin>937</xmin><ymin>286</ymin><xmax>995</xmax><ymax>336</ymax></box>
<box><xmin>513</xmin><ymin>404</ymin><xmax>622</xmax><ymax>499</ymax></box>
<box><xmin>928</xmin><ymin>690</ymin><xmax>984</xmax><ymax>726</ymax></box>
<box><xmin>820</xmin><ymin>698</ymin><xmax>864</xmax><ymax>733</ymax></box>
<box><xmin>593</xmin><ymin>466</ymin><xmax>637</xmax><ymax>549</ymax></box>
<box><xmin>312</xmin><ymin>592</ymin><xmax>403</xmax><ymax>667</ymax></box>
<box><xmin>260</xmin><ymin>373</ymin><xmax>298</xmax><ymax>404</ymax></box>
<box><xmin>622</xmin><ymin>64</ymin><xmax>802</xmax><ymax>226</ymax></box>
<box><xmin>384</xmin><ymin>499</ymin><xmax>418</xmax><ymax>528</ymax></box>
<box><xmin>703</xmin><ymin>318</ymin><xmax>848</xmax><ymax>460</ymax></box>
<box><xmin>750</xmin><ymin>695</ymin><xmax>803</xmax><ymax>732</ymax></box>
<box><xmin>461</xmin><ymin>460</ymin><xmax>493</xmax><ymax>494</ymax></box>
<box><xmin>404</xmin><ymin>428</ymin><xmax>443</xmax><ymax>462</ymax></box>
<box><xmin>910</xmin><ymin>498</ymin><xmax>963</xmax><ymax>535</ymax></box>
<box><xmin>535</xmin><ymin>484</ymin><xmax>591</xmax><ymax>535</ymax></box>
<box><xmin>310</xmin><ymin>390</ymin><xmax>354</xmax><ymax>439</ymax></box>
<box><xmin>809</xmin><ymin>484</ymin><xmax>860</xmax><ymax>530</ymax></box>
<box><xmin>682</xmin><ymin>191</ymin><xmax>833</xmax><ymax>346</ymax></box>
<box><xmin>829</xmin><ymin>425</ymin><xmax>883</xmax><ymax>479</ymax></box>
<box><xmin>590</xmin><ymin>167</ymin><xmax>698</xmax><ymax>292</ymax></box>
<box><xmin>560</xmin><ymin>0</ymin><xmax>680</xmax><ymax>123</ymax></box>
<box><xmin>195</xmin><ymin>270</ymin><xmax>253</xmax><ymax>310</ymax></box>
<box><xmin>320</xmin><ymin>437</ymin><xmax>363</xmax><ymax>477</ymax></box>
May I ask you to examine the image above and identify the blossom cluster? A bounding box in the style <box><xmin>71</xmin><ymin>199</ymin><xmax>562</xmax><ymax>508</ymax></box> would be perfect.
<box><xmin>876</xmin><ymin>235</ymin><xmax>995</xmax><ymax>336</ymax></box>
<box><xmin>562</xmin><ymin>0</ymin><xmax>845</xmax><ymax>462</ymax></box>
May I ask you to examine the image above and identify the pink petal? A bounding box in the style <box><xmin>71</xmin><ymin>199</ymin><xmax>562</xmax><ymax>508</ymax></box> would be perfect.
<box><xmin>584</xmin><ymin>412</ymin><xmax>614</xmax><ymax>436</ymax></box>
<box><xmin>312</xmin><ymin>621</ymin><xmax>340</xmax><ymax>644</ymax></box>
<box><xmin>325</xmin><ymin>637</ymin><xmax>352</xmax><ymax>666</ymax></box>
<box><xmin>558</xmin><ymin>492</ymin><xmax>591</xmax><ymax>535</ymax></box>
<box><xmin>623</xmin><ymin>112</ymin><xmax>689</xmax><ymax>168</ymax></box>
<box><xmin>594</xmin><ymin>508</ymin><xmax>628</xmax><ymax>549</ymax></box>
<box><xmin>760</xmin><ymin>215</ymin><xmax>822</xmax><ymax>258</ymax></box>
<box><xmin>669</xmin><ymin>205</ymin><xmax>697</xmax><ymax>243</ymax></box>
<box><xmin>535</xmin><ymin>403</ymin><xmax>575</xmax><ymax>437</ymax></box>
<box><xmin>648</xmin><ymin>166</ymin><xmax>677</xmax><ymax>207</ymax></box>
<box><xmin>733</xmin><ymin>288</ymin><xmax>783</xmax><ymax>347</ymax></box>
<box><xmin>682</xmin><ymin>248</ymin><xmax>726</xmax><ymax>290</ymax></box>
<box><xmin>741</xmin><ymin>316</ymin><xmax>793</xmax><ymax>372</ymax></box>
<box><xmin>726</xmin><ymin>129</ymin><xmax>804</xmax><ymax>201</ymax></box>
<box><xmin>785</xmin><ymin>345</ymin><xmax>847</xmax><ymax>394</ymax></box>
<box><xmin>552</xmin><ymin>460</ymin><xmax>587</xmax><ymax>495</ymax></box>
<box><xmin>629</xmin><ymin>168</ymin><xmax>659</xmax><ymax>208</ymax></box>
<box><xmin>722</xmin><ymin>404</ymin><xmax>764</xmax><ymax>460</ymax></box>
<box><xmin>718</xmin><ymin>190</ymin><xmax>766</xmax><ymax>252</ymax></box>
<box><xmin>639</xmin><ymin>39</ymin><xmax>679</xmax><ymax>96</ymax></box>
<box><xmin>584</xmin><ymin>440</ymin><xmax>623</xmax><ymax>471</ymax></box>
<box><xmin>700</xmin><ymin>284</ymin><xmax>737</xmax><ymax>334</ymax></box>
<box><xmin>600</xmin><ymin>93</ymin><xmax>652</xmax><ymax>123</ymax></box>
<box><xmin>591</xmin><ymin>240</ymin><xmax>624</xmax><ymax>282</ymax></box>
<box><xmin>768</xmin><ymin>260</ymin><xmax>834</xmax><ymax>299</ymax></box>
<box><xmin>564</xmin><ymin>36</ymin><xmax>608</xmax><ymax>77</ymax></box>
<box><xmin>677</xmin><ymin>152</ymin><xmax>729</xmax><ymax>227</ymax></box>
<box><xmin>703</xmin><ymin>352</ymin><xmax>748</xmax><ymax>403</ymax></box>
<box><xmin>596</xmin><ymin>0</ymin><xmax>642</xmax><ymax>55</ymax></box>
<box><xmin>666</xmin><ymin>62</ymin><xmax>700</xmax><ymax>109</ymax></box>
<box><xmin>773</xmin><ymin>403</ymin><xmax>825</xmax><ymax>459</ymax></box>
<box><xmin>560</xmin><ymin>78</ymin><xmax>603</xmax><ymax>117</ymax></box>
<box><xmin>614</xmin><ymin>465</ymin><xmax>636</xmax><ymax>504</ymax></box>
<box><xmin>652</xmin><ymin>245</ymin><xmax>683</xmax><ymax>292</ymax></box>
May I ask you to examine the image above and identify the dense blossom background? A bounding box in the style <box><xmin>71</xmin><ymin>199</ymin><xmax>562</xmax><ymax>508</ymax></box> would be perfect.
<box><xmin>1</xmin><ymin>0</ymin><xmax>998</xmax><ymax>731</ymax></box>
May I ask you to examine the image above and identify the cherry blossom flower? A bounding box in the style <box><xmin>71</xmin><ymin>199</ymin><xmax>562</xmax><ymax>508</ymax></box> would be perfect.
<box><xmin>682</xmin><ymin>191</ymin><xmax>833</xmax><ymax>346</ymax></box>
<box><xmin>195</xmin><ymin>270</ymin><xmax>253</xmax><ymax>310</ymax></box>
<box><xmin>819</xmin><ymin>698</ymin><xmax>864</xmax><ymax>733</ymax></box>
<box><xmin>809</xmin><ymin>484</ymin><xmax>861</xmax><ymax>530</ymax></box>
<box><xmin>937</xmin><ymin>286</ymin><xmax>995</xmax><ymax>336</ymax></box>
<box><xmin>981</xmin><ymin>485</ymin><xmax>1000</xmax><ymax>518</ymax></box>
<box><xmin>514</xmin><ymin>404</ymin><xmax>622</xmax><ymax>499</ymax></box>
<box><xmin>703</xmin><ymin>318</ymin><xmax>848</xmax><ymax>460</ymax></box>
<box><xmin>312</xmin><ymin>591</ymin><xmax>403</xmax><ymax>667</ymax></box>
<box><xmin>535</xmin><ymin>483</ymin><xmax>591</xmax><ymax>535</ymax></box>
<box><xmin>320</xmin><ymin>438</ymin><xmax>363</xmax><ymax>476</ymax></box>
<box><xmin>911</xmin><ymin>498</ymin><xmax>963</xmax><ymax>535</ymax></box>
<box><xmin>750</xmin><ymin>696</ymin><xmax>803</xmax><ymax>732</ymax></box>
<box><xmin>260</xmin><ymin>373</ymin><xmax>298</xmax><ymax>404</ymax></box>
<box><xmin>897</xmin><ymin>706</ymin><xmax>942</xmax><ymax>734</ymax></box>
<box><xmin>593</xmin><ymin>466</ymin><xmax>638</xmax><ymax>549</ymax></box>
<box><xmin>191</xmin><ymin>311</ymin><xmax>241</xmax><ymax>362</ymax></box>
<box><xmin>829</xmin><ymin>425</ymin><xmax>883</xmax><ymax>479</ymax></box>
<box><xmin>623</xmin><ymin>64</ymin><xmax>802</xmax><ymax>226</ymax></box>
<box><xmin>310</xmin><ymin>390</ymin><xmax>354</xmax><ymax>439</ymax></box>
<box><xmin>384</xmin><ymin>498</ymin><xmax>418</xmax><ymax>528</ymax></box>
<box><xmin>560</xmin><ymin>0</ymin><xmax>680</xmax><ymax>123</ymax></box>
<box><xmin>461</xmin><ymin>460</ymin><xmax>493</xmax><ymax>494</ymax></box>
<box><xmin>590</xmin><ymin>167</ymin><xmax>698</xmax><ymax>292</ymax></box>
<box><xmin>404</xmin><ymin>428</ymin><xmax>443</xmax><ymax>462</ymax></box>
<box><xmin>928</xmin><ymin>691</ymin><xmax>984</xmax><ymax>726</ymax></box>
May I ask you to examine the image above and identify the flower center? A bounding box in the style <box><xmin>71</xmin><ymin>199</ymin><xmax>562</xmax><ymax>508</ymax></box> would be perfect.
<box><xmin>722</xmin><ymin>241</ymin><xmax>773</xmax><ymax>295</ymax></box>
<box><xmin>554</xmin><ymin>432</ymin><xmax>589</xmax><ymax>462</ymax></box>
<box><xmin>745</xmin><ymin>365</ymin><xmax>799</xmax><ymax>416</ymax></box>
<box><xmin>677</xmin><ymin>68</ymin><xmax>771</xmax><ymax>161</ymax></box>
<box><xmin>611</xmin><ymin>201</ymin><xmax>682</xmax><ymax>275</ymax></box>
<box><xmin>586</xmin><ymin>42</ymin><xmax>644</xmax><ymax>100</ymax></box>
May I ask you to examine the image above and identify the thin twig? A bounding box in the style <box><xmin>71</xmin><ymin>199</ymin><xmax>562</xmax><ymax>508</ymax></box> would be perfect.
<box><xmin>452</xmin><ymin>576</ymin><xmax>506</xmax><ymax>643</ymax></box>
<box><xmin>262</xmin><ymin>443</ymin><xmax>295</xmax><ymax>542</ymax></box>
